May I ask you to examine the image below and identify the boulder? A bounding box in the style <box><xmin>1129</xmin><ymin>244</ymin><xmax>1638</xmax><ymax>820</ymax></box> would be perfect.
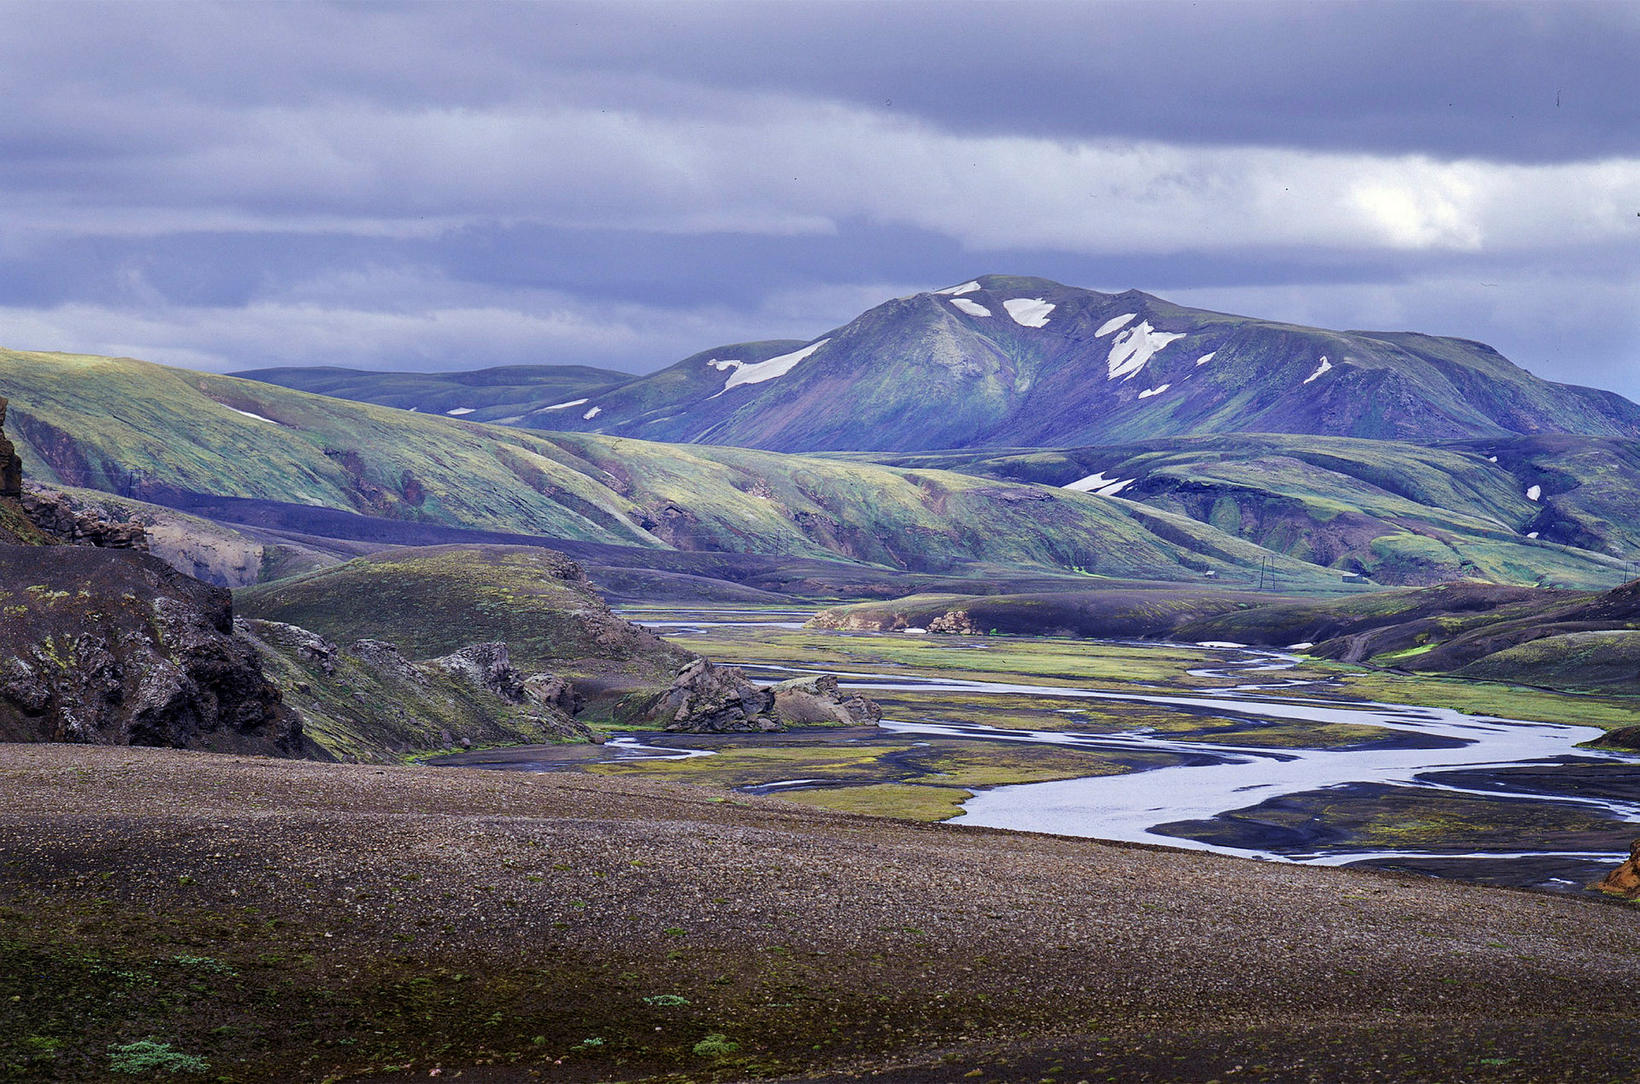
<box><xmin>770</xmin><ymin>674</ymin><xmax>882</xmax><ymax>726</ymax></box>
<box><xmin>656</xmin><ymin>660</ymin><xmax>882</xmax><ymax>733</ymax></box>
<box><xmin>659</xmin><ymin>658</ymin><xmax>779</xmax><ymax>733</ymax></box>
<box><xmin>929</xmin><ymin>610</ymin><xmax>985</xmax><ymax>635</ymax></box>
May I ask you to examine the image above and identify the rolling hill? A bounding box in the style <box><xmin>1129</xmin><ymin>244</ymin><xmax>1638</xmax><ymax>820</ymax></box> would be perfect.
<box><xmin>0</xmin><ymin>347</ymin><xmax>1351</xmax><ymax>590</ymax></box>
<box><xmin>233</xmin><ymin>362</ymin><xmax>629</xmax><ymax>424</ymax></box>
<box><xmin>490</xmin><ymin>274</ymin><xmax>1640</xmax><ymax>452</ymax></box>
<box><xmin>869</xmin><ymin>433</ymin><xmax>1639</xmax><ymax>587</ymax></box>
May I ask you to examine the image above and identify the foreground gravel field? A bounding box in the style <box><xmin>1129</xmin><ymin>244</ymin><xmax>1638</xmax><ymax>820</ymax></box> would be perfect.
<box><xmin>1</xmin><ymin>743</ymin><xmax>1636</xmax><ymax>1082</ymax></box>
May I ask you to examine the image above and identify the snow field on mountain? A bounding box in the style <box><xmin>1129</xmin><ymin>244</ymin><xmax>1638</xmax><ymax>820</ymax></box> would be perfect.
<box><xmin>1003</xmin><ymin>298</ymin><xmax>1055</xmax><ymax>327</ymax></box>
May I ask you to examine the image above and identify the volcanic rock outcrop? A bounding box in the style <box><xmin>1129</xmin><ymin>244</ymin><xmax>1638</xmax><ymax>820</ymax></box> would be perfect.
<box><xmin>0</xmin><ymin>544</ymin><xmax>310</xmax><ymax>755</ymax></box>
<box><xmin>656</xmin><ymin>658</ymin><xmax>880</xmax><ymax>733</ymax></box>
<box><xmin>0</xmin><ymin>396</ymin><xmax>20</xmax><ymax>500</ymax></box>
<box><xmin>1600</xmin><ymin>839</ymin><xmax>1640</xmax><ymax>899</ymax></box>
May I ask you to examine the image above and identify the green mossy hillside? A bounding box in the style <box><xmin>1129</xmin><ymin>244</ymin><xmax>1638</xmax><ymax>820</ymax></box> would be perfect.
<box><xmin>236</xmin><ymin>545</ymin><xmax>692</xmax><ymax>691</ymax></box>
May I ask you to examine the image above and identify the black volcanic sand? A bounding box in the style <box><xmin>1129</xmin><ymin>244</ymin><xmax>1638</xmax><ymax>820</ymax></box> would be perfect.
<box><xmin>3</xmin><ymin>744</ymin><xmax>1640</xmax><ymax>1083</ymax></box>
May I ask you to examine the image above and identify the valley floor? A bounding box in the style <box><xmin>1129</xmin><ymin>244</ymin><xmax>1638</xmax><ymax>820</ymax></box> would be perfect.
<box><xmin>1</xmin><ymin>744</ymin><xmax>1637</xmax><ymax>1082</ymax></box>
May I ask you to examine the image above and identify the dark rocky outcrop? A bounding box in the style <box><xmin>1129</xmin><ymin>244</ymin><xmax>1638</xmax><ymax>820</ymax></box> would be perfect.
<box><xmin>0</xmin><ymin>544</ymin><xmax>310</xmax><ymax>756</ymax></box>
<box><xmin>19</xmin><ymin>484</ymin><xmax>146</xmax><ymax>549</ymax></box>
<box><xmin>0</xmin><ymin>396</ymin><xmax>21</xmax><ymax>500</ymax></box>
<box><xmin>1599</xmin><ymin>839</ymin><xmax>1640</xmax><ymax>899</ymax></box>
<box><xmin>655</xmin><ymin>658</ymin><xmax>880</xmax><ymax>733</ymax></box>
<box><xmin>242</xmin><ymin>622</ymin><xmax>597</xmax><ymax>760</ymax></box>
<box><xmin>433</xmin><ymin>642</ymin><xmax>531</xmax><ymax>702</ymax></box>
<box><xmin>658</xmin><ymin>658</ymin><xmax>779</xmax><ymax>733</ymax></box>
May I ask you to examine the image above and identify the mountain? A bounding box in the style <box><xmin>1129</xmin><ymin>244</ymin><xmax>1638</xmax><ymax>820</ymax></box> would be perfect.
<box><xmin>0</xmin><ymin>347</ymin><xmax>1352</xmax><ymax>590</ymax></box>
<box><xmin>233</xmin><ymin>363</ymin><xmax>629</xmax><ymax>425</ymax></box>
<box><xmin>514</xmin><ymin>275</ymin><xmax>1640</xmax><ymax>451</ymax></box>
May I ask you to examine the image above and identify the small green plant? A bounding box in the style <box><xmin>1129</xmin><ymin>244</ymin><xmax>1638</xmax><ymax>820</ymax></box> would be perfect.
<box><xmin>576</xmin><ymin>1037</ymin><xmax>605</xmax><ymax>1049</ymax></box>
<box><xmin>693</xmin><ymin>1033</ymin><xmax>739</xmax><ymax>1057</ymax></box>
<box><xmin>642</xmin><ymin>994</ymin><xmax>690</xmax><ymax>1007</ymax></box>
<box><xmin>170</xmin><ymin>954</ymin><xmax>235</xmax><ymax>975</ymax></box>
<box><xmin>108</xmin><ymin>1039</ymin><xmax>209</xmax><ymax>1075</ymax></box>
<box><xmin>664</xmin><ymin>927</ymin><xmax>686</xmax><ymax>937</ymax></box>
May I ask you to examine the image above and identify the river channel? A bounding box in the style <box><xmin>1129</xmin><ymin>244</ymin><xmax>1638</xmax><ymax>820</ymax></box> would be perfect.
<box><xmin>440</xmin><ymin>607</ymin><xmax>1640</xmax><ymax>895</ymax></box>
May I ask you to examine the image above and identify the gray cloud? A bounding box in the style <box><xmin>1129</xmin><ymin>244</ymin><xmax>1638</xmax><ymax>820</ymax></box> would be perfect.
<box><xmin>0</xmin><ymin>1</ymin><xmax>1635</xmax><ymax>400</ymax></box>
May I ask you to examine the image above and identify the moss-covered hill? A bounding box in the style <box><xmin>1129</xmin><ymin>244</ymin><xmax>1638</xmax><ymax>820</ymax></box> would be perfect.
<box><xmin>0</xmin><ymin>347</ymin><xmax>1341</xmax><ymax>588</ymax></box>
<box><xmin>877</xmin><ymin>432</ymin><xmax>1638</xmax><ymax>588</ymax></box>
<box><xmin>236</xmin><ymin>545</ymin><xmax>692</xmax><ymax>693</ymax></box>
<box><xmin>818</xmin><ymin>577</ymin><xmax>1640</xmax><ymax>698</ymax></box>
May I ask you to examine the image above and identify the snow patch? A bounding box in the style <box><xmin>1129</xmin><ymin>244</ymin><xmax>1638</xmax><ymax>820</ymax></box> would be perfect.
<box><xmin>934</xmin><ymin>280</ymin><xmax>982</xmax><ymax>296</ymax></box>
<box><xmin>1526</xmin><ymin>531</ymin><xmax>1540</xmax><ymax>539</ymax></box>
<box><xmin>1526</xmin><ymin>484</ymin><xmax>1541</xmax><ymax>501</ymax></box>
<box><xmin>229</xmin><ymin>407</ymin><xmax>277</xmax><ymax>424</ymax></box>
<box><xmin>582</xmin><ymin>406</ymin><xmax>602</xmax><ymax>420</ymax></box>
<box><xmin>1487</xmin><ymin>455</ymin><xmax>1498</xmax><ymax>463</ymax></box>
<box><xmin>1003</xmin><ymin>297</ymin><xmax>1055</xmax><ymax>327</ymax></box>
<box><xmin>949</xmin><ymin>298</ymin><xmax>992</xmax><ymax>317</ymax></box>
<box><xmin>902</xmin><ymin>627</ymin><xmax>930</xmax><ymax>635</ymax></box>
<box><xmin>539</xmin><ymin>398</ymin><xmax>589</xmax><ymax>412</ymax></box>
<box><xmin>445</xmin><ymin>406</ymin><xmax>476</xmax><ymax>416</ymax></box>
<box><xmin>1106</xmin><ymin>321</ymin><xmax>1185</xmax><ymax>381</ymax></box>
<box><xmin>1096</xmin><ymin>313</ymin><xmax>1137</xmax><ymax>337</ymax></box>
<box><xmin>1302</xmin><ymin>357</ymin><xmax>1334</xmax><ymax>384</ymax></box>
<box><xmin>1196</xmin><ymin>351</ymin><xmax>1216</xmax><ymax>366</ymax></box>
<box><xmin>1287</xmin><ymin>642</ymin><xmax>1315</xmax><ymax>652</ymax></box>
<box><xmin>1196</xmin><ymin>641</ymin><xmax>1248</xmax><ymax>649</ymax></box>
<box><xmin>1137</xmin><ymin>383</ymin><xmax>1171</xmax><ymax>400</ymax></box>
<box><xmin>1063</xmin><ymin>471</ymin><xmax>1137</xmax><ymax>497</ymax></box>
<box><xmin>714</xmin><ymin>338</ymin><xmax>830</xmax><ymax>391</ymax></box>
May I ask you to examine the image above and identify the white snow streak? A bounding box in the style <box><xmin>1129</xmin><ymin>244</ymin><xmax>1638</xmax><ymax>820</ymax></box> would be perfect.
<box><xmin>710</xmin><ymin>338</ymin><xmax>831</xmax><ymax>391</ymax></box>
<box><xmin>934</xmin><ymin>281</ymin><xmax>982</xmax><ymax>296</ymax></box>
<box><xmin>582</xmin><ymin>405</ymin><xmax>602</xmax><ymax>420</ymax></box>
<box><xmin>1526</xmin><ymin>484</ymin><xmax>1542</xmax><ymax>501</ymax></box>
<box><xmin>1003</xmin><ymin>298</ymin><xmax>1055</xmax><ymax>327</ymax></box>
<box><xmin>1302</xmin><ymin>357</ymin><xmax>1334</xmax><ymax>384</ymax></box>
<box><xmin>1137</xmin><ymin>383</ymin><xmax>1171</xmax><ymax>399</ymax></box>
<box><xmin>1096</xmin><ymin>313</ymin><xmax>1137</xmax><ymax>337</ymax></box>
<box><xmin>445</xmin><ymin>406</ymin><xmax>476</xmax><ymax>416</ymax></box>
<box><xmin>1063</xmin><ymin>471</ymin><xmax>1137</xmax><ymax>497</ymax></box>
<box><xmin>1195</xmin><ymin>351</ymin><xmax>1217</xmax><ymax>366</ymax></box>
<box><xmin>1106</xmin><ymin>320</ymin><xmax>1185</xmax><ymax>381</ymax></box>
<box><xmin>539</xmin><ymin>398</ymin><xmax>589</xmax><ymax>411</ymax></box>
<box><xmin>1527</xmin><ymin>531</ymin><xmax>1540</xmax><ymax>539</ymax></box>
<box><xmin>230</xmin><ymin>408</ymin><xmax>277</xmax><ymax>424</ymax></box>
<box><xmin>949</xmin><ymin>298</ymin><xmax>992</xmax><ymax>317</ymax></box>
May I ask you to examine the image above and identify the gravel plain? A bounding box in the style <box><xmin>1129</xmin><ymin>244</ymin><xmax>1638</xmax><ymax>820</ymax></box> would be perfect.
<box><xmin>1</xmin><ymin>743</ymin><xmax>1637</xmax><ymax>1082</ymax></box>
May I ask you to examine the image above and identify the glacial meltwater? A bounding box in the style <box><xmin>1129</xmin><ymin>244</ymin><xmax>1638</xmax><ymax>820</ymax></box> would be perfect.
<box><xmin>442</xmin><ymin>609</ymin><xmax>1640</xmax><ymax>894</ymax></box>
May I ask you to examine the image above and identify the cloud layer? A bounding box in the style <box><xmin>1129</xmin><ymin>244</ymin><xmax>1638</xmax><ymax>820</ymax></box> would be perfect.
<box><xmin>1</xmin><ymin>1</ymin><xmax>1636</xmax><ymax>394</ymax></box>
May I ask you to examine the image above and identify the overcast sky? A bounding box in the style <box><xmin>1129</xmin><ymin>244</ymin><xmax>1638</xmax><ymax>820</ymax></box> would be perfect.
<box><xmin>2</xmin><ymin>1</ymin><xmax>1637</xmax><ymax>396</ymax></box>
